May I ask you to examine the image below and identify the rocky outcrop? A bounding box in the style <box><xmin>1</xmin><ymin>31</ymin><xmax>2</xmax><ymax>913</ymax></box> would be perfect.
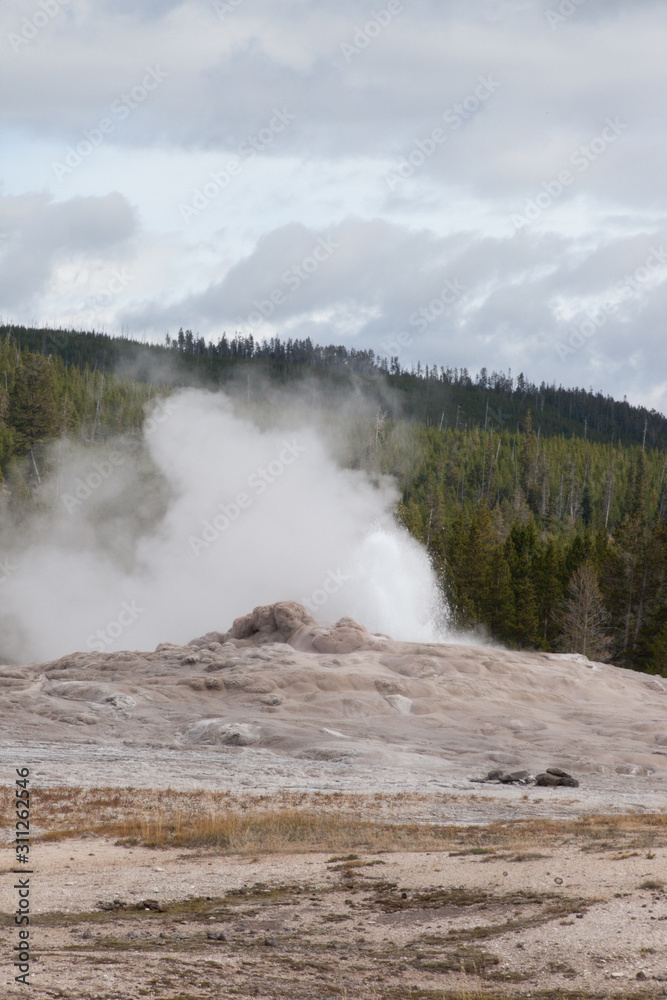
<box><xmin>188</xmin><ymin>602</ymin><xmax>394</xmax><ymax>655</ymax></box>
<box><xmin>535</xmin><ymin>767</ymin><xmax>579</xmax><ymax>787</ymax></box>
<box><xmin>183</xmin><ymin>720</ymin><xmax>261</xmax><ymax>746</ymax></box>
<box><xmin>475</xmin><ymin>766</ymin><xmax>579</xmax><ymax>787</ymax></box>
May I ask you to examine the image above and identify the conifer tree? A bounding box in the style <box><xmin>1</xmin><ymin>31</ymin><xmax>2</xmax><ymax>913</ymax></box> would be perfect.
<box><xmin>487</xmin><ymin>545</ymin><xmax>515</xmax><ymax>639</ymax></box>
<box><xmin>505</xmin><ymin>523</ymin><xmax>540</xmax><ymax>648</ymax></box>
<box><xmin>7</xmin><ymin>352</ymin><xmax>58</xmax><ymax>482</ymax></box>
<box><xmin>7</xmin><ymin>352</ymin><xmax>58</xmax><ymax>455</ymax></box>
<box><xmin>650</xmin><ymin>623</ymin><xmax>667</xmax><ymax>676</ymax></box>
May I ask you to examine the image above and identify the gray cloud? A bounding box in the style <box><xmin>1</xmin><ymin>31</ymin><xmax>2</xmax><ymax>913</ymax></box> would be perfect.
<box><xmin>0</xmin><ymin>192</ymin><xmax>137</xmax><ymax>306</ymax></box>
<box><xmin>123</xmin><ymin>215</ymin><xmax>667</xmax><ymax>405</ymax></box>
<box><xmin>2</xmin><ymin>0</ymin><xmax>666</xmax><ymax>409</ymax></box>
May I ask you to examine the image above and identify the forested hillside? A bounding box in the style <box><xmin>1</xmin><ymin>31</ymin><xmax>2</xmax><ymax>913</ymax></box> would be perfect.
<box><xmin>3</xmin><ymin>323</ymin><xmax>666</xmax><ymax>450</ymax></box>
<box><xmin>1</xmin><ymin>326</ymin><xmax>665</xmax><ymax>675</ymax></box>
<box><xmin>0</xmin><ymin>334</ymin><xmax>157</xmax><ymax>484</ymax></box>
<box><xmin>383</xmin><ymin>423</ymin><xmax>667</xmax><ymax>674</ymax></box>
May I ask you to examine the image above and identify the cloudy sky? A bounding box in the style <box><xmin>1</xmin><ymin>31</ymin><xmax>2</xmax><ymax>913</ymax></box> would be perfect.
<box><xmin>1</xmin><ymin>0</ymin><xmax>666</xmax><ymax>410</ymax></box>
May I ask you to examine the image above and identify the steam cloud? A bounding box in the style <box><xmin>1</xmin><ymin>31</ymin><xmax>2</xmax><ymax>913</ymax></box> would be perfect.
<box><xmin>1</xmin><ymin>390</ymin><xmax>449</xmax><ymax>663</ymax></box>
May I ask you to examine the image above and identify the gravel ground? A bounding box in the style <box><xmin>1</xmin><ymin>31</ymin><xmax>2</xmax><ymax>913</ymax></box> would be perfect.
<box><xmin>2</xmin><ymin>837</ymin><xmax>667</xmax><ymax>998</ymax></box>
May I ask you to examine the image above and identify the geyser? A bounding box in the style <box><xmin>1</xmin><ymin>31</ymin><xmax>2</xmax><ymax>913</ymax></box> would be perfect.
<box><xmin>1</xmin><ymin>389</ymin><xmax>449</xmax><ymax>662</ymax></box>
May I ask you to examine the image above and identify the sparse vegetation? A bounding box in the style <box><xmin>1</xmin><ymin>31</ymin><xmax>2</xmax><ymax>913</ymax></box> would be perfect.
<box><xmin>2</xmin><ymin>785</ymin><xmax>667</xmax><ymax>855</ymax></box>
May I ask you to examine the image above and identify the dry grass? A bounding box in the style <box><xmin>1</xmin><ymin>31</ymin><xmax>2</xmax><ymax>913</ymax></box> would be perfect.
<box><xmin>2</xmin><ymin>784</ymin><xmax>667</xmax><ymax>856</ymax></box>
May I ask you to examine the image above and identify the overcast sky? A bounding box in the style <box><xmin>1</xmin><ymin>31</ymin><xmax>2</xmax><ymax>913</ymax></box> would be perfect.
<box><xmin>1</xmin><ymin>0</ymin><xmax>665</xmax><ymax>411</ymax></box>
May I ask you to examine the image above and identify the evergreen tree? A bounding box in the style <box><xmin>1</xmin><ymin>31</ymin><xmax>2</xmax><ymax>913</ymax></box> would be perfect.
<box><xmin>7</xmin><ymin>352</ymin><xmax>58</xmax><ymax>453</ymax></box>
<box><xmin>650</xmin><ymin>623</ymin><xmax>667</xmax><ymax>676</ymax></box>
<box><xmin>505</xmin><ymin>522</ymin><xmax>541</xmax><ymax>648</ymax></box>
<box><xmin>487</xmin><ymin>545</ymin><xmax>515</xmax><ymax>639</ymax></box>
<box><xmin>535</xmin><ymin>539</ymin><xmax>563</xmax><ymax>645</ymax></box>
<box><xmin>7</xmin><ymin>352</ymin><xmax>58</xmax><ymax>481</ymax></box>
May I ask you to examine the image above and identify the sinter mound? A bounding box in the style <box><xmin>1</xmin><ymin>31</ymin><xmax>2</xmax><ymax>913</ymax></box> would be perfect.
<box><xmin>2</xmin><ymin>600</ymin><xmax>667</xmax><ymax>812</ymax></box>
<box><xmin>190</xmin><ymin>600</ymin><xmax>394</xmax><ymax>654</ymax></box>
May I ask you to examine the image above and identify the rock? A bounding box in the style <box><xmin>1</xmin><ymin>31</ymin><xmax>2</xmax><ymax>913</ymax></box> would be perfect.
<box><xmin>536</xmin><ymin>770</ymin><xmax>579</xmax><ymax>787</ymax></box>
<box><xmin>259</xmin><ymin>694</ymin><xmax>282</xmax><ymax>706</ymax></box>
<box><xmin>183</xmin><ymin>652</ymin><xmax>200</xmax><ymax>665</ymax></box>
<box><xmin>184</xmin><ymin>720</ymin><xmax>261</xmax><ymax>747</ymax></box>
<box><xmin>264</xmin><ymin>936</ymin><xmax>277</xmax><ymax>946</ymax></box>
<box><xmin>616</xmin><ymin>764</ymin><xmax>652</xmax><ymax>777</ymax></box>
<box><xmin>205</xmin><ymin>659</ymin><xmax>238</xmax><ymax>672</ymax></box>
<box><xmin>375</xmin><ymin>679</ymin><xmax>407</xmax><ymax>696</ymax></box>
<box><xmin>384</xmin><ymin>694</ymin><xmax>413</xmax><ymax>714</ymax></box>
<box><xmin>655</xmin><ymin>734</ymin><xmax>667</xmax><ymax>746</ymax></box>
<box><xmin>45</xmin><ymin>681</ymin><xmax>134</xmax><ymax>708</ymax></box>
<box><xmin>253</xmin><ymin>604</ymin><xmax>283</xmax><ymax>639</ymax></box>
<box><xmin>192</xmin><ymin>603</ymin><xmax>394</xmax><ymax>655</ymax></box>
<box><xmin>535</xmin><ymin>772</ymin><xmax>561</xmax><ymax>787</ymax></box>
<box><xmin>155</xmin><ymin>641</ymin><xmax>187</xmax><ymax>654</ymax></box>
<box><xmin>481</xmin><ymin>769</ymin><xmax>532</xmax><ymax>784</ymax></box>
<box><xmin>500</xmin><ymin>770</ymin><xmax>531</xmax><ymax>784</ymax></box>
<box><xmin>310</xmin><ymin>624</ymin><xmax>368</xmax><ymax>654</ymax></box>
<box><xmin>102</xmin><ymin>692</ymin><xmax>136</xmax><ymax>711</ymax></box>
<box><xmin>186</xmin><ymin>631</ymin><xmax>227</xmax><ymax>649</ymax></box>
<box><xmin>228</xmin><ymin>613</ymin><xmax>256</xmax><ymax>640</ymax></box>
<box><xmin>220</xmin><ymin>602</ymin><xmax>316</xmax><ymax>648</ymax></box>
<box><xmin>273</xmin><ymin>601</ymin><xmax>316</xmax><ymax>637</ymax></box>
<box><xmin>207</xmin><ymin>930</ymin><xmax>228</xmax><ymax>942</ymax></box>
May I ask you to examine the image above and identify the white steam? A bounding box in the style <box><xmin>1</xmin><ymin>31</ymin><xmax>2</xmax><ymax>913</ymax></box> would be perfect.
<box><xmin>1</xmin><ymin>390</ymin><xmax>449</xmax><ymax>662</ymax></box>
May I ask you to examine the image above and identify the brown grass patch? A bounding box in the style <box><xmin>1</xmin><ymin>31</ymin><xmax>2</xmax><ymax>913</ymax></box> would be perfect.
<box><xmin>2</xmin><ymin>785</ymin><xmax>667</xmax><ymax>855</ymax></box>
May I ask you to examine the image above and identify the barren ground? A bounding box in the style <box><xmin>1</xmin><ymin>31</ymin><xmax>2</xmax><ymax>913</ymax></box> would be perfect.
<box><xmin>2</xmin><ymin>621</ymin><xmax>667</xmax><ymax>996</ymax></box>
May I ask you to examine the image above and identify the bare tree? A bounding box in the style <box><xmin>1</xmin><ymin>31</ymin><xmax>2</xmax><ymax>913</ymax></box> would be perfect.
<box><xmin>374</xmin><ymin>405</ymin><xmax>386</xmax><ymax>448</ymax></box>
<box><xmin>557</xmin><ymin>560</ymin><xmax>612</xmax><ymax>661</ymax></box>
